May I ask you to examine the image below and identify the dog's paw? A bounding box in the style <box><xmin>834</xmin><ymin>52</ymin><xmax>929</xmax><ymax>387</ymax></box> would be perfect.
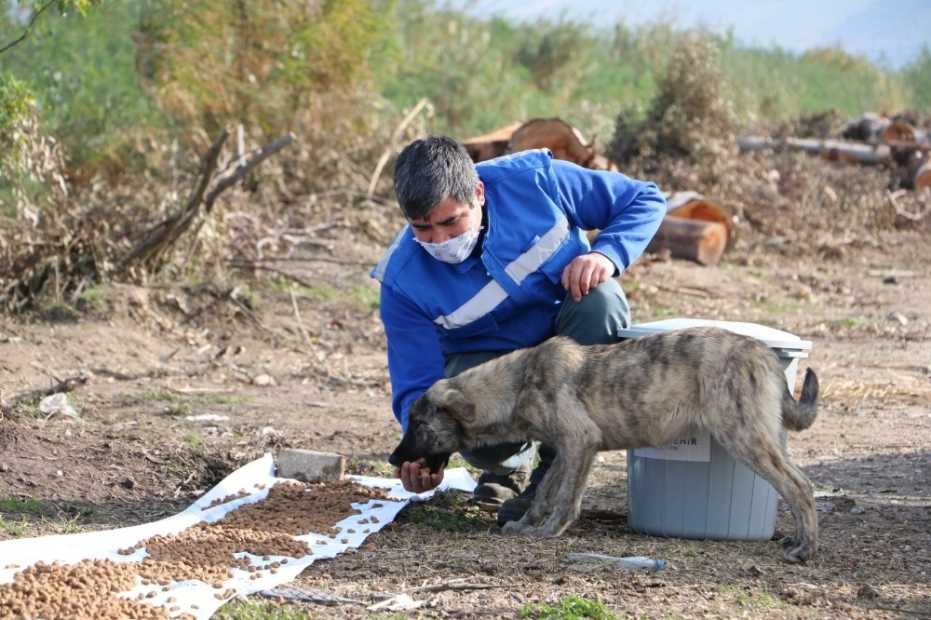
<box><xmin>781</xmin><ymin>540</ymin><xmax>814</xmax><ymax>563</ymax></box>
<box><xmin>501</xmin><ymin>520</ymin><xmax>529</xmax><ymax>536</ymax></box>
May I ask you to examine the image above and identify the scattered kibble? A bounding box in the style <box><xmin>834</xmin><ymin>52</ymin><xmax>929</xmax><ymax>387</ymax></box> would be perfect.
<box><xmin>0</xmin><ymin>480</ymin><xmax>388</xmax><ymax>619</ymax></box>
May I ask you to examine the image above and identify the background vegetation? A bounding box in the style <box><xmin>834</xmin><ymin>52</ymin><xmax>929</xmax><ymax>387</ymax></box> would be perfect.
<box><xmin>2</xmin><ymin>0</ymin><xmax>929</xmax><ymax>171</ymax></box>
<box><xmin>1</xmin><ymin>0</ymin><xmax>929</xmax><ymax>310</ymax></box>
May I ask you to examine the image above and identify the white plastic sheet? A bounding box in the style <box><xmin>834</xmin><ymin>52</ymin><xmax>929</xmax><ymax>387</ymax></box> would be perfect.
<box><xmin>0</xmin><ymin>454</ymin><xmax>476</xmax><ymax>619</ymax></box>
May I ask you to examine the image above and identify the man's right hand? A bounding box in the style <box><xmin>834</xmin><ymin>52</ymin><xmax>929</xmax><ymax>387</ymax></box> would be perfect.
<box><xmin>396</xmin><ymin>458</ymin><xmax>445</xmax><ymax>493</ymax></box>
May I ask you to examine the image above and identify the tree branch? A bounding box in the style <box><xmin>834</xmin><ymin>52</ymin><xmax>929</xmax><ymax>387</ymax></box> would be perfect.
<box><xmin>0</xmin><ymin>0</ymin><xmax>58</xmax><ymax>55</ymax></box>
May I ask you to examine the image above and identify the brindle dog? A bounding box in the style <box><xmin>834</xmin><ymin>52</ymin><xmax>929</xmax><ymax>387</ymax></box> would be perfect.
<box><xmin>389</xmin><ymin>327</ymin><xmax>820</xmax><ymax>562</ymax></box>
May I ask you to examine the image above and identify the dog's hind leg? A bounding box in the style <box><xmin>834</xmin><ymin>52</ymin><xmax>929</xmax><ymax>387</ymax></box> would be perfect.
<box><xmin>718</xmin><ymin>428</ymin><xmax>818</xmax><ymax>562</ymax></box>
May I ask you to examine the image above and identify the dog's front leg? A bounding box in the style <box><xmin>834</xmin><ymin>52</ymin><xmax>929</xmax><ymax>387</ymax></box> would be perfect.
<box><xmin>501</xmin><ymin>459</ymin><xmax>564</xmax><ymax>535</ymax></box>
<box><xmin>537</xmin><ymin>446</ymin><xmax>596</xmax><ymax>537</ymax></box>
<box><xmin>504</xmin><ymin>392</ymin><xmax>602</xmax><ymax>538</ymax></box>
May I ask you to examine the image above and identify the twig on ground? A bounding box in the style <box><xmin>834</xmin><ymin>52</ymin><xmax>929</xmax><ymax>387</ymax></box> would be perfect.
<box><xmin>656</xmin><ymin>283</ymin><xmax>714</xmax><ymax>298</ymax></box>
<box><xmin>290</xmin><ymin>287</ymin><xmax>313</xmax><ymax>346</ymax></box>
<box><xmin>239</xmin><ymin>256</ymin><xmax>370</xmax><ymax>267</ymax></box>
<box><xmin>10</xmin><ymin>372</ymin><xmax>90</xmax><ymax>406</ymax></box>
<box><xmin>227</xmin><ymin>261</ymin><xmax>317</xmax><ymax>290</ymax></box>
<box><xmin>408</xmin><ymin>578</ymin><xmax>500</xmax><ymax>594</ymax></box>
<box><xmin>259</xmin><ymin>586</ymin><xmax>364</xmax><ymax>606</ymax></box>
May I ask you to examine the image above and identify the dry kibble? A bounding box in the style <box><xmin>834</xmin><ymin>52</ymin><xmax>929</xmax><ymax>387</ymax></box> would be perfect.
<box><xmin>0</xmin><ymin>480</ymin><xmax>387</xmax><ymax>619</ymax></box>
<box><xmin>202</xmin><ymin>489</ymin><xmax>251</xmax><ymax>511</ymax></box>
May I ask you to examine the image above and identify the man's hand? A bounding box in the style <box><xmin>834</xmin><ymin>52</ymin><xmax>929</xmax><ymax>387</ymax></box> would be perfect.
<box><xmin>396</xmin><ymin>458</ymin><xmax>445</xmax><ymax>493</ymax></box>
<box><xmin>561</xmin><ymin>252</ymin><xmax>615</xmax><ymax>302</ymax></box>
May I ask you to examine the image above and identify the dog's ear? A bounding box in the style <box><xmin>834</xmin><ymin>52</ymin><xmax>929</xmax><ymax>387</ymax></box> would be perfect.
<box><xmin>437</xmin><ymin>388</ymin><xmax>475</xmax><ymax>424</ymax></box>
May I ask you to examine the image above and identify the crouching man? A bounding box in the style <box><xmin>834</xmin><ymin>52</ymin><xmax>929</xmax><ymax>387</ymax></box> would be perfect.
<box><xmin>371</xmin><ymin>136</ymin><xmax>665</xmax><ymax>525</ymax></box>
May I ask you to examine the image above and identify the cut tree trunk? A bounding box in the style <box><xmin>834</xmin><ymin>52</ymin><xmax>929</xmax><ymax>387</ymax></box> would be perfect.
<box><xmin>646</xmin><ymin>216</ymin><xmax>728</xmax><ymax>266</ymax></box>
<box><xmin>738</xmin><ymin>136</ymin><xmax>891</xmax><ymax>165</ymax></box>
<box><xmin>911</xmin><ymin>157</ymin><xmax>931</xmax><ymax>191</ymax></box>
<box><xmin>462</xmin><ymin>117</ymin><xmax>619</xmax><ymax>170</ymax></box>
<box><xmin>881</xmin><ymin>121</ymin><xmax>917</xmax><ymax>145</ymax></box>
<box><xmin>841</xmin><ymin>113</ymin><xmax>890</xmax><ymax>142</ymax></box>
<box><xmin>508</xmin><ymin>118</ymin><xmax>596</xmax><ymax>167</ymax></box>
<box><xmin>462</xmin><ymin>122</ymin><xmax>522</xmax><ymax>163</ymax></box>
<box><xmin>665</xmin><ymin>192</ymin><xmax>734</xmax><ymax>248</ymax></box>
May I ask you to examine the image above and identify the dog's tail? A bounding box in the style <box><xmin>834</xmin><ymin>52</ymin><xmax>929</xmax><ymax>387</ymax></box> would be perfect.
<box><xmin>781</xmin><ymin>368</ymin><xmax>819</xmax><ymax>431</ymax></box>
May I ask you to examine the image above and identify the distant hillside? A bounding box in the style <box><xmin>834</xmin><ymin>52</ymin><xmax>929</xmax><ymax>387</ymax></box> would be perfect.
<box><xmin>831</xmin><ymin>0</ymin><xmax>931</xmax><ymax>67</ymax></box>
<box><xmin>462</xmin><ymin>0</ymin><xmax>931</xmax><ymax>68</ymax></box>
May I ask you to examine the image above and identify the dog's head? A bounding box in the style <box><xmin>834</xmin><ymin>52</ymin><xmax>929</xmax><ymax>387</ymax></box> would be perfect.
<box><xmin>388</xmin><ymin>384</ymin><xmax>475</xmax><ymax>472</ymax></box>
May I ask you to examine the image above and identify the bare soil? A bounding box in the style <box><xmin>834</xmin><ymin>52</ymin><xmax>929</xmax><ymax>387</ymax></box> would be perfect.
<box><xmin>1</xmin><ymin>218</ymin><xmax>929</xmax><ymax>618</ymax></box>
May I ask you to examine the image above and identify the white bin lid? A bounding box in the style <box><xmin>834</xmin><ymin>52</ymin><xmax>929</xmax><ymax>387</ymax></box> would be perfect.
<box><xmin>618</xmin><ymin>318</ymin><xmax>812</xmax><ymax>353</ymax></box>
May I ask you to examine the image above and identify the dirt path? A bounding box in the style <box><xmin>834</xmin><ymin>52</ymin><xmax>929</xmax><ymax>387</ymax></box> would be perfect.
<box><xmin>1</xmin><ymin>228</ymin><xmax>929</xmax><ymax>618</ymax></box>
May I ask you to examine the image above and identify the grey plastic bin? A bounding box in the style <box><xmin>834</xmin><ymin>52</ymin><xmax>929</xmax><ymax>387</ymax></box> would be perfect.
<box><xmin>617</xmin><ymin>319</ymin><xmax>812</xmax><ymax>541</ymax></box>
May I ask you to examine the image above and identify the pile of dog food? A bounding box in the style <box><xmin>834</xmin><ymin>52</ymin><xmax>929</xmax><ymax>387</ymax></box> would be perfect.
<box><xmin>0</xmin><ymin>480</ymin><xmax>389</xmax><ymax>619</ymax></box>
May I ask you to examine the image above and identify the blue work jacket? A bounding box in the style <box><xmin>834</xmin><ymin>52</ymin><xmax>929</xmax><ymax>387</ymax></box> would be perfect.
<box><xmin>372</xmin><ymin>149</ymin><xmax>665</xmax><ymax>430</ymax></box>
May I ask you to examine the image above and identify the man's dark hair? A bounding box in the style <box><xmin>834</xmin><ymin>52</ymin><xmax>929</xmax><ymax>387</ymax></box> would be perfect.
<box><xmin>393</xmin><ymin>136</ymin><xmax>479</xmax><ymax>220</ymax></box>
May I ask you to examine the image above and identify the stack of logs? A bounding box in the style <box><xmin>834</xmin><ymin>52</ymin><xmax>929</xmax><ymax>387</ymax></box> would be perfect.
<box><xmin>461</xmin><ymin>118</ymin><xmax>732</xmax><ymax>266</ymax></box>
<box><xmin>738</xmin><ymin>112</ymin><xmax>931</xmax><ymax>191</ymax></box>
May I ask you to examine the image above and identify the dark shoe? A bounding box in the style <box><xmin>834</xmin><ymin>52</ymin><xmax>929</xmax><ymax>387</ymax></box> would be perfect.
<box><xmin>496</xmin><ymin>451</ymin><xmax>554</xmax><ymax>526</ymax></box>
<box><xmin>470</xmin><ymin>467</ymin><xmax>530</xmax><ymax>512</ymax></box>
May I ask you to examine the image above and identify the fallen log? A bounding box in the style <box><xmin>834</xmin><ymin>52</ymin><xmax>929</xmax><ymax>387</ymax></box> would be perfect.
<box><xmin>646</xmin><ymin>216</ymin><xmax>728</xmax><ymax>266</ymax></box>
<box><xmin>462</xmin><ymin>122</ymin><xmax>522</xmax><ymax>163</ymax></box>
<box><xmin>462</xmin><ymin>117</ymin><xmax>619</xmax><ymax>170</ymax></box>
<box><xmin>738</xmin><ymin>136</ymin><xmax>891</xmax><ymax>165</ymax></box>
<box><xmin>841</xmin><ymin>113</ymin><xmax>890</xmax><ymax>142</ymax></box>
<box><xmin>508</xmin><ymin>118</ymin><xmax>597</xmax><ymax>167</ymax></box>
<box><xmin>881</xmin><ymin>120</ymin><xmax>918</xmax><ymax>145</ymax></box>
<box><xmin>665</xmin><ymin>192</ymin><xmax>734</xmax><ymax>248</ymax></box>
<box><xmin>508</xmin><ymin>118</ymin><xmax>618</xmax><ymax>170</ymax></box>
<box><xmin>909</xmin><ymin>156</ymin><xmax>931</xmax><ymax>191</ymax></box>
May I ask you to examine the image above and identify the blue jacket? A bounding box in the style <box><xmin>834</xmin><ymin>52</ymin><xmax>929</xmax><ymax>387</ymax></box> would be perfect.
<box><xmin>372</xmin><ymin>149</ymin><xmax>665</xmax><ymax>430</ymax></box>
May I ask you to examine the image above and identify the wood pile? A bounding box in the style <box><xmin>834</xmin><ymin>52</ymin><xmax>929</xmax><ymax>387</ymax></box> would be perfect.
<box><xmin>739</xmin><ymin>112</ymin><xmax>931</xmax><ymax>192</ymax></box>
<box><xmin>461</xmin><ymin>119</ymin><xmax>730</xmax><ymax>266</ymax></box>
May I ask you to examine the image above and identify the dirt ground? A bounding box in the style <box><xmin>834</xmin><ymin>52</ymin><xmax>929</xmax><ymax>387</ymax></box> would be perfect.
<box><xmin>1</xmin><ymin>211</ymin><xmax>930</xmax><ymax>618</ymax></box>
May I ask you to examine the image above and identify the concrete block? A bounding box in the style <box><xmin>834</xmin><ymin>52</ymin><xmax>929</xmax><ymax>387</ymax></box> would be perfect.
<box><xmin>276</xmin><ymin>449</ymin><xmax>345</xmax><ymax>482</ymax></box>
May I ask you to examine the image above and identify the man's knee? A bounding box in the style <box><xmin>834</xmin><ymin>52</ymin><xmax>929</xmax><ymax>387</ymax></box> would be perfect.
<box><xmin>555</xmin><ymin>279</ymin><xmax>630</xmax><ymax>345</ymax></box>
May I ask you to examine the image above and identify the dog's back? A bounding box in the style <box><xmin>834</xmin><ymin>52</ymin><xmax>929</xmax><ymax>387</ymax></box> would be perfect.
<box><xmin>525</xmin><ymin>327</ymin><xmax>818</xmax><ymax>450</ymax></box>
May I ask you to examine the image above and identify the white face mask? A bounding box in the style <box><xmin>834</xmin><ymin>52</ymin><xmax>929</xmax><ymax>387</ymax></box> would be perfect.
<box><xmin>415</xmin><ymin>226</ymin><xmax>481</xmax><ymax>264</ymax></box>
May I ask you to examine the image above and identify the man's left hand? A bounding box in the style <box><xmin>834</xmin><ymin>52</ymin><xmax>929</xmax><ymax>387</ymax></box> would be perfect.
<box><xmin>561</xmin><ymin>252</ymin><xmax>615</xmax><ymax>302</ymax></box>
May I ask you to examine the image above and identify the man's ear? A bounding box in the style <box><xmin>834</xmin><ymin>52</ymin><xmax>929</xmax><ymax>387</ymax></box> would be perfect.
<box><xmin>438</xmin><ymin>388</ymin><xmax>476</xmax><ymax>424</ymax></box>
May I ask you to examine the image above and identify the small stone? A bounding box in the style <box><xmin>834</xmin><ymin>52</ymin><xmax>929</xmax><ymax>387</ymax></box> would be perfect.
<box><xmin>0</xmin><ymin>463</ymin><xmax>9</xmax><ymax>473</ymax></box>
<box><xmin>887</xmin><ymin>312</ymin><xmax>909</xmax><ymax>326</ymax></box>
<box><xmin>849</xmin><ymin>506</ymin><xmax>866</xmax><ymax>514</ymax></box>
<box><xmin>252</xmin><ymin>374</ymin><xmax>276</xmax><ymax>387</ymax></box>
<box><xmin>857</xmin><ymin>583</ymin><xmax>880</xmax><ymax>600</ymax></box>
<box><xmin>120</xmin><ymin>477</ymin><xmax>136</xmax><ymax>490</ymax></box>
<box><xmin>745</xmin><ymin>565</ymin><xmax>765</xmax><ymax>577</ymax></box>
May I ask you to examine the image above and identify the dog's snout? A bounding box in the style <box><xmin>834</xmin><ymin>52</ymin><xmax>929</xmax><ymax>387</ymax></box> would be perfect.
<box><xmin>387</xmin><ymin>447</ymin><xmax>404</xmax><ymax>467</ymax></box>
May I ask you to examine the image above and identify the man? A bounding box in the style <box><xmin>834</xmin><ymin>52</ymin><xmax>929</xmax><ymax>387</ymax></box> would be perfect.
<box><xmin>372</xmin><ymin>136</ymin><xmax>665</xmax><ymax>525</ymax></box>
